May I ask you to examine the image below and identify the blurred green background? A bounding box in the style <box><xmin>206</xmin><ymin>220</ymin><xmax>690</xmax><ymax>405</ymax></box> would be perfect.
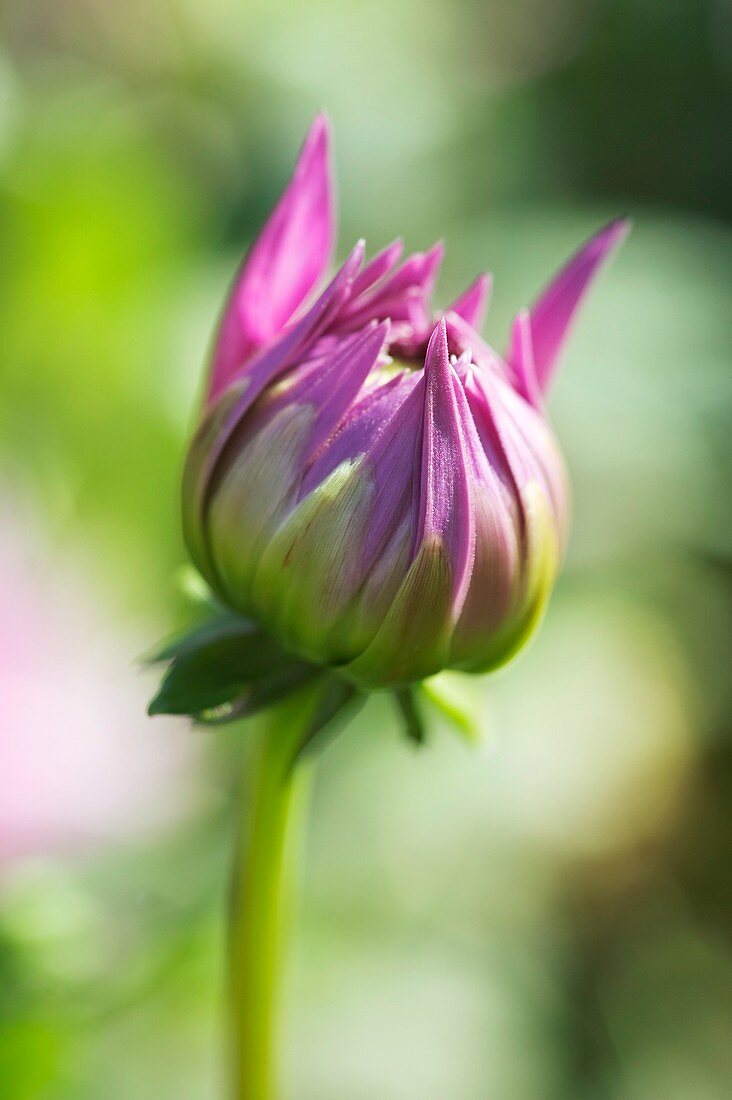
<box><xmin>1</xmin><ymin>1</ymin><xmax>731</xmax><ymax>1097</ymax></box>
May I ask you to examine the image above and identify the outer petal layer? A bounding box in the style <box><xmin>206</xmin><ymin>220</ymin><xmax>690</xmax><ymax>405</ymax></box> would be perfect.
<box><xmin>448</xmin><ymin>273</ymin><xmax>492</xmax><ymax>331</ymax></box>
<box><xmin>183</xmin><ymin>243</ymin><xmax>364</xmax><ymax>585</ymax></box>
<box><xmin>527</xmin><ymin>218</ymin><xmax>630</xmax><ymax>392</ymax></box>
<box><xmin>414</xmin><ymin>319</ymin><xmax>475</xmax><ymax>614</ymax></box>
<box><xmin>207</xmin><ymin>115</ymin><xmax>335</xmax><ymax>404</ymax></box>
<box><xmin>508</xmin><ymin>309</ymin><xmax>542</xmax><ymax>409</ymax></box>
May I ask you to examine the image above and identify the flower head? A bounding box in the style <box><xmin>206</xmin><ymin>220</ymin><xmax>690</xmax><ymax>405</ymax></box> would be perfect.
<box><xmin>183</xmin><ymin>117</ymin><xmax>627</xmax><ymax>691</ymax></box>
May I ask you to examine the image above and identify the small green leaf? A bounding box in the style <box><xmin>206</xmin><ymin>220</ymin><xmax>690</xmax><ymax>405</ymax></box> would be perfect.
<box><xmin>148</xmin><ymin>616</ymin><xmax>306</xmax><ymax>717</ymax></box>
<box><xmin>175</xmin><ymin>564</ymin><xmax>217</xmax><ymax>608</ymax></box>
<box><xmin>148</xmin><ymin>661</ymin><xmax>245</xmax><ymax>717</ymax></box>
<box><xmin>420</xmin><ymin>673</ymin><xmax>481</xmax><ymax>742</ymax></box>
<box><xmin>393</xmin><ymin>688</ymin><xmax>426</xmax><ymax>745</ymax></box>
<box><xmin>191</xmin><ymin>663</ymin><xmax>320</xmax><ymax>726</ymax></box>
<box><xmin>145</xmin><ymin>614</ymin><xmax>257</xmax><ymax>664</ymax></box>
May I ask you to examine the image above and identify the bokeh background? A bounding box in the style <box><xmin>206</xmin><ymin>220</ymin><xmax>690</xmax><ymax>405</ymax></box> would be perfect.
<box><xmin>1</xmin><ymin>1</ymin><xmax>731</xmax><ymax>1097</ymax></box>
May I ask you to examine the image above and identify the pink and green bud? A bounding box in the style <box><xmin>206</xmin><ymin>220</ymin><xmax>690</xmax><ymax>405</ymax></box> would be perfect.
<box><xmin>182</xmin><ymin>117</ymin><xmax>627</xmax><ymax>691</ymax></box>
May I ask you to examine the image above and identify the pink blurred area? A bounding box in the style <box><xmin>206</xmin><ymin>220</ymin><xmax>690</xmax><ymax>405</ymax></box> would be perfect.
<box><xmin>0</xmin><ymin>498</ymin><xmax>199</xmax><ymax>863</ymax></box>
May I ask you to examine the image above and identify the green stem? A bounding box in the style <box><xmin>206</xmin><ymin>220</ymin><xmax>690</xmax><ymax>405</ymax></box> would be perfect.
<box><xmin>228</xmin><ymin>684</ymin><xmax>319</xmax><ymax>1100</ymax></box>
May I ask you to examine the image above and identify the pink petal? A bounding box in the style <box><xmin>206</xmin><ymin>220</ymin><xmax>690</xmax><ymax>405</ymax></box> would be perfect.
<box><xmin>449</xmin><ymin>381</ymin><xmax>521</xmax><ymax>660</ymax></box>
<box><xmin>289</xmin><ymin>321</ymin><xmax>391</xmax><ymax>459</ymax></box>
<box><xmin>185</xmin><ymin>242</ymin><xmax>364</xmax><ymax>564</ymax></box>
<box><xmin>414</xmin><ymin>319</ymin><xmax>476</xmax><ymax>614</ymax></box>
<box><xmin>528</xmin><ymin>217</ymin><xmax>630</xmax><ymax>393</ymax></box>
<box><xmin>358</xmin><ymin>379</ymin><xmax>424</xmax><ymax>572</ymax></box>
<box><xmin>448</xmin><ymin>272</ymin><xmax>493</xmax><ymax>331</ymax></box>
<box><xmin>350</xmin><ymin>239</ymin><xmax>404</xmax><ymax>298</ymax></box>
<box><xmin>465</xmin><ymin>366</ymin><xmax>566</xmax><ymax>532</ymax></box>
<box><xmin>337</xmin><ymin>241</ymin><xmax>444</xmax><ymax>336</ymax></box>
<box><xmin>301</xmin><ymin>366</ymin><xmax>417</xmax><ymax>489</ymax></box>
<box><xmin>207</xmin><ymin>115</ymin><xmax>336</xmax><ymax>404</ymax></box>
<box><xmin>508</xmin><ymin>308</ymin><xmax>542</xmax><ymax>408</ymax></box>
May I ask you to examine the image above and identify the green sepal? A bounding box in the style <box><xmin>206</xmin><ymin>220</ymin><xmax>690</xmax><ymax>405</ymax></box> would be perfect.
<box><xmin>293</xmin><ymin>675</ymin><xmax>365</xmax><ymax>765</ymax></box>
<box><xmin>174</xmin><ymin>564</ymin><xmax>219</xmax><ymax>610</ymax></box>
<box><xmin>393</xmin><ymin>688</ymin><xmax>427</xmax><ymax>746</ymax></box>
<box><xmin>146</xmin><ymin>612</ymin><xmax>256</xmax><ymax>665</ymax></box>
<box><xmin>228</xmin><ymin>663</ymin><xmax>320</xmax><ymax>723</ymax></box>
<box><xmin>420</xmin><ymin>673</ymin><xmax>482</xmax><ymax>743</ymax></box>
<box><xmin>147</xmin><ymin>613</ymin><xmax>316</xmax><ymax>723</ymax></box>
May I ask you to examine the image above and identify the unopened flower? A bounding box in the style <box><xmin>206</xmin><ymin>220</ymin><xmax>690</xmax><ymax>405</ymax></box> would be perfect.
<box><xmin>182</xmin><ymin>117</ymin><xmax>627</xmax><ymax>691</ymax></box>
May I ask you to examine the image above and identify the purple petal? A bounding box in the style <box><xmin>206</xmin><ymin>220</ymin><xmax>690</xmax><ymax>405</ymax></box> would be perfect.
<box><xmin>185</xmin><ymin>242</ymin><xmax>364</xmax><ymax>562</ymax></box>
<box><xmin>207</xmin><ymin>115</ymin><xmax>336</xmax><ymax>404</ymax></box>
<box><xmin>350</xmin><ymin>239</ymin><xmax>404</xmax><ymax>298</ymax></box>
<box><xmin>453</xmin><ymin>365</ymin><xmax>567</xmax><ymax>669</ymax></box>
<box><xmin>360</xmin><ymin>380</ymin><xmax>424</xmax><ymax>572</ymax></box>
<box><xmin>449</xmin><ymin>383</ymin><xmax>521</xmax><ymax>662</ymax></box>
<box><xmin>465</xmin><ymin>366</ymin><xmax>566</xmax><ymax>533</ymax></box>
<box><xmin>286</xmin><ymin>321</ymin><xmax>391</xmax><ymax>458</ymax></box>
<box><xmin>528</xmin><ymin>217</ymin><xmax>630</xmax><ymax>392</ymax></box>
<box><xmin>420</xmin><ymin>241</ymin><xmax>445</xmax><ymax>294</ymax></box>
<box><xmin>443</xmin><ymin>310</ymin><xmax>509</xmax><ymax>379</ymax></box>
<box><xmin>336</xmin><ymin>241</ymin><xmax>444</xmax><ymax>337</ymax></box>
<box><xmin>302</xmin><ymin>369</ymin><xmax>420</xmax><ymax>499</ymax></box>
<box><xmin>414</xmin><ymin>319</ymin><xmax>476</xmax><ymax>614</ymax></box>
<box><xmin>448</xmin><ymin>273</ymin><xmax>492</xmax><ymax>331</ymax></box>
<box><xmin>508</xmin><ymin>309</ymin><xmax>542</xmax><ymax>408</ymax></box>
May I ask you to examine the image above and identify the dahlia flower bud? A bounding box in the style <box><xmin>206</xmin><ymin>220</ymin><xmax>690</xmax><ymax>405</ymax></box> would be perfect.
<box><xmin>182</xmin><ymin>116</ymin><xmax>627</xmax><ymax>692</ymax></box>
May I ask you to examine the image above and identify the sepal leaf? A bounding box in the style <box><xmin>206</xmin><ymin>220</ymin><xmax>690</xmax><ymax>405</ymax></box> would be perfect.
<box><xmin>293</xmin><ymin>676</ymin><xmax>365</xmax><ymax>763</ymax></box>
<box><xmin>420</xmin><ymin>673</ymin><xmax>482</xmax><ymax>743</ymax></box>
<box><xmin>147</xmin><ymin>613</ymin><xmax>316</xmax><ymax>723</ymax></box>
<box><xmin>393</xmin><ymin>687</ymin><xmax>427</xmax><ymax>746</ymax></box>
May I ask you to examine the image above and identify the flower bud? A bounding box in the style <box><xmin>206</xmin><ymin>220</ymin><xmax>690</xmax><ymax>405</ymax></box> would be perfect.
<box><xmin>183</xmin><ymin>117</ymin><xmax>627</xmax><ymax>690</ymax></box>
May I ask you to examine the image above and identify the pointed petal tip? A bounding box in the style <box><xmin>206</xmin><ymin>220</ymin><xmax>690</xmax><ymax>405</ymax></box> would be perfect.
<box><xmin>378</xmin><ymin>236</ymin><xmax>404</xmax><ymax>259</ymax></box>
<box><xmin>509</xmin><ymin>308</ymin><xmax>542</xmax><ymax>408</ymax></box>
<box><xmin>588</xmin><ymin>215</ymin><xmax>632</xmax><ymax>257</ymax></box>
<box><xmin>383</xmin><ymin>237</ymin><xmax>405</xmax><ymax>266</ymax></box>
<box><xmin>510</xmin><ymin>306</ymin><xmax>528</xmax><ymax>345</ymax></box>
<box><xmin>371</xmin><ymin>317</ymin><xmax>391</xmax><ymax>345</ymax></box>
<box><xmin>474</xmin><ymin>271</ymin><xmax>493</xmax><ymax>295</ymax></box>
<box><xmin>424</xmin><ymin>315</ymin><xmax>449</xmax><ymax>370</ymax></box>
<box><xmin>343</xmin><ymin>239</ymin><xmax>366</xmax><ymax>278</ymax></box>
<box><xmin>205</xmin><ymin>114</ymin><xmax>337</xmax><ymax>405</ymax></box>
<box><xmin>414</xmin><ymin>241</ymin><xmax>445</xmax><ymax>293</ymax></box>
<box><xmin>608</xmin><ymin>214</ymin><xmax>632</xmax><ymax>237</ymax></box>
<box><xmin>293</xmin><ymin>113</ymin><xmax>333</xmax><ymax>198</ymax></box>
<box><xmin>333</xmin><ymin>317</ymin><xmax>390</xmax><ymax>363</ymax></box>
<box><xmin>527</xmin><ymin>215</ymin><xmax>631</xmax><ymax>393</ymax></box>
<box><xmin>449</xmin><ymin>272</ymin><xmax>493</xmax><ymax>330</ymax></box>
<box><xmin>425</xmin><ymin>240</ymin><xmax>446</xmax><ymax>272</ymax></box>
<box><xmin>417</xmin><ymin>316</ymin><xmax>476</xmax><ymax>612</ymax></box>
<box><xmin>348</xmin><ymin>238</ymin><xmax>405</xmax><ymax>300</ymax></box>
<box><xmin>304</xmin><ymin>112</ymin><xmax>331</xmax><ymax>150</ymax></box>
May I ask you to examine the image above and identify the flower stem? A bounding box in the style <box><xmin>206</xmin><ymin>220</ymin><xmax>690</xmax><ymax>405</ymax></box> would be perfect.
<box><xmin>228</xmin><ymin>684</ymin><xmax>319</xmax><ymax>1100</ymax></box>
